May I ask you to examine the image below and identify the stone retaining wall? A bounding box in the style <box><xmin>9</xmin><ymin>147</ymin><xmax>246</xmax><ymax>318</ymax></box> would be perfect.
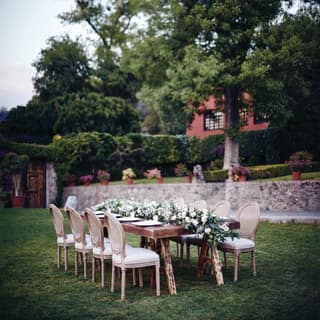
<box><xmin>62</xmin><ymin>180</ymin><xmax>320</xmax><ymax>212</ymax></box>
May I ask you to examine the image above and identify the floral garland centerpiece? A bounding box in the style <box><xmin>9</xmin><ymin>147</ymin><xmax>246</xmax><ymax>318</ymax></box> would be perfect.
<box><xmin>93</xmin><ymin>198</ymin><xmax>237</xmax><ymax>243</ymax></box>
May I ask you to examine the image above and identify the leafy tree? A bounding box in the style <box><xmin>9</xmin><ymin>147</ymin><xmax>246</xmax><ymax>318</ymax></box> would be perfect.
<box><xmin>32</xmin><ymin>36</ymin><xmax>90</xmax><ymax>100</ymax></box>
<box><xmin>243</xmin><ymin>3</ymin><xmax>320</xmax><ymax>158</ymax></box>
<box><xmin>127</xmin><ymin>0</ymin><xmax>291</xmax><ymax>169</ymax></box>
<box><xmin>54</xmin><ymin>92</ymin><xmax>140</xmax><ymax>135</ymax></box>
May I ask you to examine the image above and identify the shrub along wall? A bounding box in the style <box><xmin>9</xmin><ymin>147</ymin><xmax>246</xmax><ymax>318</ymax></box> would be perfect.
<box><xmin>2</xmin><ymin>127</ymin><xmax>317</xmax><ymax>205</ymax></box>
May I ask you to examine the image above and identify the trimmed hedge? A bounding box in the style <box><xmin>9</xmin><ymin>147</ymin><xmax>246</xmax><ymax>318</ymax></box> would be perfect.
<box><xmin>203</xmin><ymin>169</ymin><xmax>228</xmax><ymax>182</ymax></box>
<box><xmin>248</xmin><ymin>164</ymin><xmax>291</xmax><ymax>179</ymax></box>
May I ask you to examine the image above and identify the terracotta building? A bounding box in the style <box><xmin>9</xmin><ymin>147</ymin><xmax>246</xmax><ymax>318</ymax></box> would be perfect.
<box><xmin>186</xmin><ymin>93</ymin><xmax>268</xmax><ymax>139</ymax></box>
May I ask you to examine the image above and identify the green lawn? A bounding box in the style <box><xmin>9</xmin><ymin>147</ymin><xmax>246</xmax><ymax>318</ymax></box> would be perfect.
<box><xmin>0</xmin><ymin>208</ymin><xmax>319</xmax><ymax>320</ymax></box>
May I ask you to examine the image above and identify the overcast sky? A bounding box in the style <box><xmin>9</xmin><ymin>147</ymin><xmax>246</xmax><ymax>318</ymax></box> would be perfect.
<box><xmin>0</xmin><ymin>0</ymin><xmax>86</xmax><ymax>110</ymax></box>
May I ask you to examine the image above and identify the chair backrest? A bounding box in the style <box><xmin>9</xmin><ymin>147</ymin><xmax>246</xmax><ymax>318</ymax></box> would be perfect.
<box><xmin>105</xmin><ymin>211</ymin><xmax>126</xmax><ymax>260</ymax></box>
<box><xmin>66</xmin><ymin>206</ymin><xmax>87</xmax><ymax>246</ymax></box>
<box><xmin>213</xmin><ymin>200</ymin><xmax>231</xmax><ymax>218</ymax></box>
<box><xmin>49</xmin><ymin>204</ymin><xmax>66</xmax><ymax>239</ymax></box>
<box><xmin>173</xmin><ymin>197</ymin><xmax>185</xmax><ymax>209</ymax></box>
<box><xmin>236</xmin><ymin>202</ymin><xmax>260</xmax><ymax>240</ymax></box>
<box><xmin>193</xmin><ymin>199</ymin><xmax>207</xmax><ymax>210</ymax></box>
<box><xmin>84</xmin><ymin>208</ymin><xmax>104</xmax><ymax>250</ymax></box>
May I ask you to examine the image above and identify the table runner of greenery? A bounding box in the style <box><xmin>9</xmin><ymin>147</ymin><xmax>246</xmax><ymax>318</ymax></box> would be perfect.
<box><xmin>93</xmin><ymin>199</ymin><xmax>237</xmax><ymax>243</ymax></box>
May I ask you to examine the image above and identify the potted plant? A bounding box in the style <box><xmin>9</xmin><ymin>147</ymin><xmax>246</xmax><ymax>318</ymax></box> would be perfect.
<box><xmin>232</xmin><ymin>165</ymin><xmax>250</xmax><ymax>182</ymax></box>
<box><xmin>79</xmin><ymin>174</ymin><xmax>94</xmax><ymax>186</ymax></box>
<box><xmin>174</xmin><ymin>163</ymin><xmax>193</xmax><ymax>183</ymax></box>
<box><xmin>144</xmin><ymin>168</ymin><xmax>163</xmax><ymax>184</ymax></box>
<box><xmin>0</xmin><ymin>152</ymin><xmax>29</xmax><ymax>207</ymax></box>
<box><xmin>97</xmin><ymin>169</ymin><xmax>110</xmax><ymax>185</ymax></box>
<box><xmin>122</xmin><ymin>168</ymin><xmax>136</xmax><ymax>184</ymax></box>
<box><xmin>62</xmin><ymin>173</ymin><xmax>77</xmax><ymax>186</ymax></box>
<box><xmin>286</xmin><ymin>151</ymin><xmax>313</xmax><ymax>180</ymax></box>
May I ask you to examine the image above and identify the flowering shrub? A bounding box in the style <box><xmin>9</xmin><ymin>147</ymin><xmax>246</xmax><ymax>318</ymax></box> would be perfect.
<box><xmin>122</xmin><ymin>168</ymin><xmax>136</xmax><ymax>181</ymax></box>
<box><xmin>286</xmin><ymin>151</ymin><xmax>313</xmax><ymax>172</ymax></box>
<box><xmin>79</xmin><ymin>174</ymin><xmax>93</xmax><ymax>184</ymax></box>
<box><xmin>93</xmin><ymin>199</ymin><xmax>237</xmax><ymax>243</ymax></box>
<box><xmin>97</xmin><ymin>169</ymin><xmax>110</xmax><ymax>181</ymax></box>
<box><xmin>144</xmin><ymin>168</ymin><xmax>162</xmax><ymax>179</ymax></box>
<box><xmin>174</xmin><ymin>163</ymin><xmax>191</xmax><ymax>177</ymax></box>
<box><xmin>232</xmin><ymin>165</ymin><xmax>250</xmax><ymax>181</ymax></box>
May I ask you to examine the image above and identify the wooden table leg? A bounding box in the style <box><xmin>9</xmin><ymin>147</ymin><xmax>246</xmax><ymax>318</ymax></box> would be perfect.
<box><xmin>160</xmin><ymin>239</ymin><xmax>177</xmax><ymax>295</ymax></box>
<box><xmin>211</xmin><ymin>245</ymin><xmax>224</xmax><ymax>286</ymax></box>
<box><xmin>197</xmin><ymin>238</ymin><xmax>209</xmax><ymax>279</ymax></box>
<box><xmin>196</xmin><ymin>238</ymin><xmax>224</xmax><ymax>286</ymax></box>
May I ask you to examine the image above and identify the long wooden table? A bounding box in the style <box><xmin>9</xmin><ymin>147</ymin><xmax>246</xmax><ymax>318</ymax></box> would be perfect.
<box><xmin>97</xmin><ymin>215</ymin><xmax>239</xmax><ymax>294</ymax></box>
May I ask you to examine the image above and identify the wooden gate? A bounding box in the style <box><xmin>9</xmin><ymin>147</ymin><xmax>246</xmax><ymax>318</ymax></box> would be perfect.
<box><xmin>27</xmin><ymin>161</ymin><xmax>46</xmax><ymax>208</ymax></box>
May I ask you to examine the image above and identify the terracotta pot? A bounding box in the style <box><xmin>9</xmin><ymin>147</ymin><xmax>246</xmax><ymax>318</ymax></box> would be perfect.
<box><xmin>292</xmin><ymin>172</ymin><xmax>301</xmax><ymax>180</ymax></box>
<box><xmin>11</xmin><ymin>196</ymin><xmax>25</xmax><ymax>208</ymax></box>
<box><xmin>101</xmin><ymin>180</ymin><xmax>109</xmax><ymax>186</ymax></box>
<box><xmin>239</xmin><ymin>175</ymin><xmax>247</xmax><ymax>182</ymax></box>
<box><xmin>127</xmin><ymin>178</ymin><xmax>133</xmax><ymax>185</ymax></box>
<box><xmin>84</xmin><ymin>182</ymin><xmax>91</xmax><ymax>186</ymax></box>
<box><xmin>157</xmin><ymin>177</ymin><xmax>164</xmax><ymax>184</ymax></box>
<box><xmin>185</xmin><ymin>175</ymin><xmax>192</xmax><ymax>183</ymax></box>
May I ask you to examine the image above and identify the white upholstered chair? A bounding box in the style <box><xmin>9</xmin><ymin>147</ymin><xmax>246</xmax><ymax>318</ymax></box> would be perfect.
<box><xmin>217</xmin><ymin>201</ymin><xmax>260</xmax><ymax>282</ymax></box>
<box><xmin>66</xmin><ymin>206</ymin><xmax>92</xmax><ymax>279</ymax></box>
<box><xmin>105</xmin><ymin>211</ymin><xmax>160</xmax><ymax>301</ymax></box>
<box><xmin>48</xmin><ymin>204</ymin><xmax>75</xmax><ymax>271</ymax></box>
<box><xmin>185</xmin><ymin>200</ymin><xmax>231</xmax><ymax>266</ymax></box>
<box><xmin>84</xmin><ymin>208</ymin><xmax>112</xmax><ymax>287</ymax></box>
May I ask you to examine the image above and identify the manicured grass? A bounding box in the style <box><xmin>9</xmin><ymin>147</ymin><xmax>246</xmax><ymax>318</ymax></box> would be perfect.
<box><xmin>0</xmin><ymin>208</ymin><xmax>319</xmax><ymax>320</ymax></box>
<box><xmin>103</xmin><ymin>172</ymin><xmax>320</xmax><ymax>185</ymax></box>
<box><xmin>257</xmin><ymin>171</ymin><xmax>320</xmax><ymax>181</ymax></box>
<box><xmin>107</xmin><ymin>176</ymin><xmax>186</xmax><ymax>185</ymax></box>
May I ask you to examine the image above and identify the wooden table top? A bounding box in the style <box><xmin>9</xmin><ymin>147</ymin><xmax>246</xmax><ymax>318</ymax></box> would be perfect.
<box><xmin>121</xmin><ymin>221</ymin><xmax>191</xmax><ymax>239</ymax></box>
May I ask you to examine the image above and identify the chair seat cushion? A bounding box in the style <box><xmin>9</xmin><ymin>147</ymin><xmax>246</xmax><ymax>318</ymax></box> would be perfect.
<box><xmin>218</xmin><ymin>237</ymin><xmax>255</xmax><ymax>250</ymax></box>
<box><xmin>57</xmin><ymin>233</ymin><xmax>74</xmax><ymax>245</ymax></box>
<box><xmin>93</xmin><ymin>242</ymin><xmax>112</xmax><ymax>256</ymax></box>
<box><xmin>75</xmin><ymin>234</ymin><xmax>92</xmax><ymax>250</ymax></box>
<box><xmin>113</xmin><ymin>247</ymin><xmax>159</xmax><ymax>265</ymax></box>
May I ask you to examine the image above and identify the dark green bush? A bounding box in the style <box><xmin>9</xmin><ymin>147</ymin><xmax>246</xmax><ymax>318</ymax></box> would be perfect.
<box><xmin>248</xmin><ymin>164</ymin><xmax>291</xmax><ymax>179</ymax></box>
<box><xmin>203</xmin><ymin>169</ymin><xmax>228</xmax><ymax>182</ymax></box>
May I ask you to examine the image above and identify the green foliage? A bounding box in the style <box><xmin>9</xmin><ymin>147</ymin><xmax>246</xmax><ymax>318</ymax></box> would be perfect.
<box><xmin>53</xmin><ymin>93</ymin><xmax>140</xmax><ymax>135</ymax></box>
<box><xmin>0</xmin><ymin>135</ymin><xmax>55</xmax><ymax>160</ymax></box>
<box><xmin>248</xmin><ymin>164</ymin><xmax>291</xmax><ymax>180</ymax></box>
<box><xmin>200</xmin><ymin>135</ymin><xmax>225</xmax><ymax>163</ymax></box>
<box><xmin>203</xmin><ymin>169</ymin><xmax>228</xmax><ymax>182</ymax></box>
<box><xmin>32</xmin><ymin>36</ymin><xmax>90</xmax><ymax>100</ymax></box>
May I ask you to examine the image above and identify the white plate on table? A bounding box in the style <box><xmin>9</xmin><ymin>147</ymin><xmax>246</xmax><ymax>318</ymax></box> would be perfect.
<box><xmin>94</xmin><ymin>211</ymin><xmax>104</xmax><ymax>215</ymax></box>
<box><xmin>117</xmin><ymin>216</ymin><xmax>141</xmax><ymax>222</ymax></box>
<box><xmin>94</xmin><ymin>211</ymin><xmax>121</xmax><ymax>218</ymax></box>
<box><xmin>131</xmin><ymin>220</ymin><xmax>163</xmax><ymax>227</ymax></box>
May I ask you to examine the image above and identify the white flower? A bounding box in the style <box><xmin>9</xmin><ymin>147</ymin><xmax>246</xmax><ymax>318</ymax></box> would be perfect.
<box><xmin>171</xmin><ymin>215</ymin><xmax>177</xmax><ymax>221</ymax></box>
<box><xmin>192</xmin><ymin>219</ymin><xmax>198</xmax><ymax>226</ymax></box>
<box><xmin>220</xmin><ymin>223</ymin><xmax>229</xmax><ymax>231</ymax></box>
<box><xmin>201</xmin><ymin>215</ymin><xmax>208</xmax><ymax>224</ymax></box>
<box><xmin>205</xmin><ymin>227</ymin><xmax>211</xmax><ymax>234</ymax></box>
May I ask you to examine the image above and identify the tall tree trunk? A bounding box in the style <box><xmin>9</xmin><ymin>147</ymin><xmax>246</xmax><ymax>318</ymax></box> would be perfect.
<box><xmin>223</xmin><ymin>87</ymin><xmax>240</xmax><ymax>171</ymax></box>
